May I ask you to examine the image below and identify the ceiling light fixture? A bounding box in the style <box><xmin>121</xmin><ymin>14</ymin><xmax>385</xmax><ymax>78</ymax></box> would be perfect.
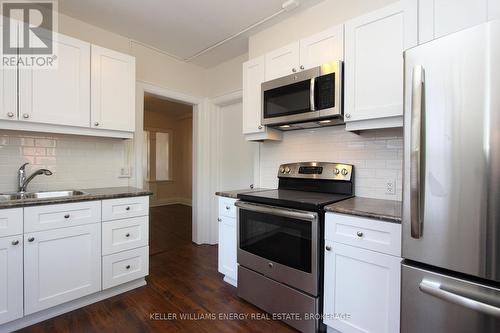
<box><xmin>184</xmin><ymin>0</ymin><xmax>301</xmax><ymax>62</ymax></box>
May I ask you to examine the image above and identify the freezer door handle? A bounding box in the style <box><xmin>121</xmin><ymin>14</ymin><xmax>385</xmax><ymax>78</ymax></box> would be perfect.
<box><xmin>410</xmin><ymin>65</ymin><xmax>424</xmax><ymax>239</ymax></box>
<box><xmin>419</xmin><ymin>280</ymin><xmax>500</xmax><ymax>318</ymax></box>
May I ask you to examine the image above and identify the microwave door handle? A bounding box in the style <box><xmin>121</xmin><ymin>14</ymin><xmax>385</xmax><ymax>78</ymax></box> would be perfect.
<box><xmin>411</xmin><ymin>65</ymin><xmax>424</xmax><ymax>239</ymax></box>
<box><xmin>310</xmin><ymin>78</ymin><xmax>316</xmax><ymax>111</ymax></box>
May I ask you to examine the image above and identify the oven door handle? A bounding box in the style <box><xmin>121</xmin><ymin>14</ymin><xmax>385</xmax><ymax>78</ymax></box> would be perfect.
<box><xmin>235</xmin><ymin>201</ymin><xmax>318</xmax><ymax>222</ymax></box>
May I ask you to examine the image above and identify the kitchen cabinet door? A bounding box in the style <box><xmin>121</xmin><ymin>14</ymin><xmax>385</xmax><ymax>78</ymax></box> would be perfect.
<box><xmin>490</xmin><ymin>0</ymin><xmax>500</xmax><ymax>20</ymax></box>
<box><xmin>299</xmin><ymin>24</ymin><xmax>344</xmax><ymax>70</ymax></box>
<box><xmin>419</xmin><ymin>0</ymin><xmax>488</xmax><ymax>43</ymax></box>
<box><xmin>264</xmin><ymin>42</ymin><xmax>300</xmax><ymax>81</ymax></box>
<box><xmin>242</xmin><ymin>56</ymin><xmax>265</xmax><ymax>135</ymax></box>
<box><xmin>218</xmin><ymin>216</ymin><xmax>237</xmax><ymax>286</ymax></box>
<box><xmin>0</xmin><ymin>236</ymin><xmax>23</xmax><ymax>325</ymax></box>
<box><xmin>0</xmin><ymin>26</ymin><xmax>18</xmax><ymax>122</ymax></box>
<box><xmin>323</xmin><ymin>241</ymin><xmax>401</xmax><ymax>333</ymax></box>
<box><xmin>18</xmin><ymin>33</ymin><xmax>91</xmax><ymax>127</ymax></box>
<box><xmin>91</xmin><ymin>45</ymin><xmax>135</xmax><ymax>132</ymax></box>
<box><xmin>24</xmin><ymin>224</ymin><xmax>101</xmax><ymax>315</ymax></box>
<box><xmin>344</xmin><ymin>2</ymin><xmax>409</xmax><ymax>129</ymax></box>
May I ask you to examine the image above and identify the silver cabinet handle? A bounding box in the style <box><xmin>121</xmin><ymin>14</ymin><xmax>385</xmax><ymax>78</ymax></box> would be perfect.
<box><xmin>22</xmin><ymin>113</ymin><xmax>30</xmax><ymax>119</ymax></box>
<box><xmin>125</xmin><ymin>233</ymin><xmax>130</xmax><ymax>238</ymax></box>
<box><xmin>225</xmin><ymin>206</ymin><xmax>230</xmax><ymax>210</ymax></box>
<box><xmin>126</xmin><ymin>206</ymin><xmax>131</xmax><ymax>211</ymax></box>
<box><xmin>325</xmin><ymin>245</ymin><xmax>331</xmax><ymax>251</ymax></box>
<box><xmin>419</xmin><ymin>280</ymin><xmax>500</xmax><ymax>318</ymax></box>
<box><xmin>7</xmin><ymin>112</ymin><xmax>14</xmax><ymax>118</ymax></box>
<box><xmin>126</xmin><ymin>265</ymin><xmax>131</xmax><ymax>270</ymax></box>
<box><xmin>268</xmin><ymin>262</ymin><xmax>273</xmax><ymax>268</ymax></box>
<box><xmin>345</xmin><ymin>113</ymin><xmax>351</xmax><ymax>119</ymax></box>
<box><xmin>28</xmin><ymin>237</ymin><xmax>35</xmax><ymax>242</ymax></box>
<box><xmin>300</xmin><ymin>65</ymin><xmax>304</xmax><ymax>70</ymax></box>
<box><xmin>310</xmin><ymin>78</ymin><xmax>316</xmax><ymax>111</ymax></box>
<box><xmin>292</xmin><ymin>68</ymin><xmax>297</xmax><ymax>73</ymax></box>
<box><xmin>217</xmin><ymin>218</ymin><xmax>222</xmax><ymax>222</ymax></box>
<box><xmin>94</xmin><ymin>122</ymin><xmax>99</xmax><ymax>126</ymax></box>
<box><xmin>64</xmin><ymin>214</ymin><xmax>70</xmax><ymax>219</ymax></box>
<box><xmin>356</xmin><ymin>231</ymin><xmax>364</xmax><ymax>237</ymax></box>
<box><xmin>258</xmin><ymin>125</ymin><xmax>263</xmax><ymax>130</ymax></box>
<box><xmin>11</xmin><ymin>240</ymin><xmax>19</xmax><ymax>246</ymax></box>
<box><xmin>411</xmin><ymin>65</ymin><xmax>425</xmax><ymax>239</ymax></box>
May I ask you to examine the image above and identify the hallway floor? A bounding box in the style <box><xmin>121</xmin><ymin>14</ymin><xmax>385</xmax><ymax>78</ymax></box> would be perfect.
<box><xmin>17</xmin><ymin>205</ymin><xmax>297</xmax><ymax>333</ymax></box>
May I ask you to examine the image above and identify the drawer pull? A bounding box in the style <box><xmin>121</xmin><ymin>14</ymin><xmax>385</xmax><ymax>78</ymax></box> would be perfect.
<box><xmin>126</xmin><ymin>265</ymin><xmax>131</xmax><ymax>270</ymax></box>
<box><xmin>225</xmin><ymin>206</ymin><xmax>230</xmax><ymax>210</ymax></box>
<box><xmin>325</xmin><ymin>245</ymin><xmax>332</xmax><ymax>251</ymax></box>
<box><xmin>125</xmin><ymin>233</ymin><xmax>131</xmax><ymax>238</ymax></box>
<box><xmin>28</xmin><ymin>237</ymin><xmax>35</xmax><ymax>242</ymax></box>
<box><xmin>356</xmin><ymin>231</ymin><xmax>364</xmax><ymax>237</ymax></box>
<box><xmin>64</xmin><ymin>214</ymin><xmax>70</xmax><ymax>219</ymax></box>
<box><xmin>125</xmin><ymin>206</ymin><xmax>131</xmax><ymax>211</ymax></box>
<box><xmin>11</xmin><ymin>240</ymin><xmax>19</xmax><ymax>246</ymax></box>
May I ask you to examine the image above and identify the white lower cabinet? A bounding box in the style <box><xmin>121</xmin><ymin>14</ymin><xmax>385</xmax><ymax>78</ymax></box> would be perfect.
<box><xmin>24</xmin><ymin>223</ymin><xmax>102</xmax><ymax>315</ymax></box>
<box><xmin>324</xmin><ymin>212</ymin><xmax>402</xmax><ymax>333</ymax></box>
<box><xmin>217</xmin><ymin>197</ymin><xmax>237</xmax><ymax>286</ymax></box>
<box><xmin>102</xmin><ymin>246</ymin><xmax>149</xmax><ymax>290</ymax></box>
<box><xmin>0</xmin><ymin>236</ymin><xmax>23</xmax><ymax>325</ymax></box>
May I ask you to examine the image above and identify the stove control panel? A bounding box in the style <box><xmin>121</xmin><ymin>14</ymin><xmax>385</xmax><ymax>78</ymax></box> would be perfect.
<box><xmin>277</xmin><ymin>162</ymin><xmax>353</xmax><ymax>181</ymax></box>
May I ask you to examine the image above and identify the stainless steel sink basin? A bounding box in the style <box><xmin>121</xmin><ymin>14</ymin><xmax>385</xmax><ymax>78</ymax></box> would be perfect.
<box><xmin>0</xmin><ymin>190</ymin><xmax>88</xmax><ymax>201</ymax></box>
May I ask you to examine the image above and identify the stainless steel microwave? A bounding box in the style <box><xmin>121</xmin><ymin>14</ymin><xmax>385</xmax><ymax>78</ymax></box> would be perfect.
<box><xmin>261</xmin><ymin>60</ymin><xmax>343</xmax><ymax>128</ymax></box>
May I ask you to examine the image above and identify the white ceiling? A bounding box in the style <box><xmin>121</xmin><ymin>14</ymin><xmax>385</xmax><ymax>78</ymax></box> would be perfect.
<box><xmin>58</xmin><ymin>0</ymin><xmax>321</xmax><ymax>68</ymax></box>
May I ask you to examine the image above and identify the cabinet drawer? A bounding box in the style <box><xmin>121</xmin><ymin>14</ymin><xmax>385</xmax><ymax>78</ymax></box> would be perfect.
<box><xmin>24</xmin><ymin>201</ymin><xmax>101</xmax><ymax>233</ymax></box>
<box><xmin>102</xmin><ymin>196</ymin><xmax>149</xmax><ymax>221</ymax></box>
<box><xmin>0</xmin><ymin>208</ymin><xmax>23</xmax><ymax>237</ymax></box>
<box><xmin>102</xmin><ymin>246</ymin><xmax>149</xmax><ymax>289</ymax></box>
<box><xmin>325</xmin><ymin>213</ymin><xmax>401</xmax><ymax>256</ymax></box>
<box><xmin>102</xmin><ymin>216</ymin><xmax>148</xmax><ymax>255</ymax></box>
<box><xmin>219</xmin><ymin>197</ymin><xmax>237</xmax><ymax>219</ymax></box>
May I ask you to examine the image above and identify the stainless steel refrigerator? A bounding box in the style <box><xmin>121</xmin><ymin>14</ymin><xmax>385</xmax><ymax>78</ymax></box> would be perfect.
<box><xmin>402</xmin><ymin>20</ymin><xmax>500</xmax><ymax>332</ymax></box>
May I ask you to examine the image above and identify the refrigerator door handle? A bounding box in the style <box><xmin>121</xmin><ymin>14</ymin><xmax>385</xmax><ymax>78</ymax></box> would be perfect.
<box><xmin>410</xmin><ymin>65</ymin><xmax>424</xmax><ymax>239</ymax></box>
<box><xmin>419</xmin><ymin>280</ymin><xmax>500</xmax><ymax>318</ymax></box>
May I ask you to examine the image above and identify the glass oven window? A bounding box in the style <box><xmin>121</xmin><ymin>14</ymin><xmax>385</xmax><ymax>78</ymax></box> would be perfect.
<box><xmin>239</xmin><ymin>209</ymin><xmax>312</xmax><ymax>273</ymax></box>
<box><xmin>263</xmin><ymin>79</ymin><xmax>311</xmax><ymax>118</ymax></box>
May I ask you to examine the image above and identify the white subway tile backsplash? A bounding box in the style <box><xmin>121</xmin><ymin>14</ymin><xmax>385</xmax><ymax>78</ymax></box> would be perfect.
<box><xmin>0</xmin><ymin>131</ymin><xmax>133</xmax><ymax>192</ymax></box>
<box><xmin>259</xmin><ymin>126</ymin><xmax>403</xmax><ymax>200</ymax></box>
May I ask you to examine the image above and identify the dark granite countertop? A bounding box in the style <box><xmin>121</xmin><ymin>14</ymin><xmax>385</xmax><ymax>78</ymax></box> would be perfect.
<box><xmin>0</xmin><ymin>186</ymin><xmax>152</xmax><ymax>209</ymax></box>
<box><xmin>215</xmin><ymin>188</ymin><xmax>269</xmax><ymax>199</ymax></box>
<box><xmin>324</xmin><ymin>197</ymin><xmax>402</xmax><ymax>223</ymax></box>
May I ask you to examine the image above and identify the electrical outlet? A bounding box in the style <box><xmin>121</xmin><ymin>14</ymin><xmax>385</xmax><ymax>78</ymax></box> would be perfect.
<box><xmin>119</xmin><ymin>167</ymin><xmax>131</xmax><ymax>178</ymax></box>
<box><xmin>386</xmin><ymin>180</ymin><xmax>396</xmax><ymax>195</ymax></box>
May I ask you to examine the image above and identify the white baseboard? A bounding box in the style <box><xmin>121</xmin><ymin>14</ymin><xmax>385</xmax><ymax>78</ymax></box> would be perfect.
<box><xmin>0</xmin><ymin>278</ymin><xmax>147</xmax><ymax>333</ymax></box>
<box><xmin>150</xmin><ymin>197</ymin><xmax>192</xmax><ymax>207</ymax></box>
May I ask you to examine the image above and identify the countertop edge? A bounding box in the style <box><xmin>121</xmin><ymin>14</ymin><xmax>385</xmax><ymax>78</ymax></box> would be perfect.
<box><xmin>324</xmin><ymin>197</ymin><xmax>402</xmax><ymax>224</ymax></box>
<box><xmin>0</xmin><ymin>187</ymin><xmax>153</xmax><ymax>209</ymax></box>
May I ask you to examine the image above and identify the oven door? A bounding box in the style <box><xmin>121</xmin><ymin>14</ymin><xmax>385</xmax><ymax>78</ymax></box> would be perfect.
<box><xmin>235</xmin><ymin>201</ymin><xmax>318</xmax><ymax>296</ymax></box>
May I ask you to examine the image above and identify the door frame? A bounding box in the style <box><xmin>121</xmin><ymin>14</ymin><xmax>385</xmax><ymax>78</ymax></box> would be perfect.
<box><xmin>136</xmin><ymin>81</ymin><xmax>210</xmax><ymax>244</ymax></box>
<box><xmin>209</xmin><ymin>90</ymin><xmax>260</xmax><ymax>244</ymax></box>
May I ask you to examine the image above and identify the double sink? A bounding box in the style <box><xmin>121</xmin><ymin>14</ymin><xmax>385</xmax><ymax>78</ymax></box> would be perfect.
<box><xmin>0</xmin><ymin>190</ymin><xmax>88</xmax><ymax>202</ymax></box>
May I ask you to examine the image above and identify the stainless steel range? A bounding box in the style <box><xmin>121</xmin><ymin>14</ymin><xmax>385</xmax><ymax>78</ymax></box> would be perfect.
<box><xmin>235</xmin><ymin>162</ymin><xmax>354</xmax><ymax>333</ymax></box>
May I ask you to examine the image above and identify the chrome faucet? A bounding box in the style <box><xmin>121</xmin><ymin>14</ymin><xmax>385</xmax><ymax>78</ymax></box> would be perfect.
<box><xmin>18</xmin><ymin>163</ymin><xmax>53</xmax><ymax>193</ymax></box>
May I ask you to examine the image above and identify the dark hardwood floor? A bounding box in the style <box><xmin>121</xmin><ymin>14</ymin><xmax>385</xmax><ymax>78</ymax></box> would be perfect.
<box><xmin>18</xmin><ymin>204</ymin><xmax>297</xmax><ymax>333</ymax></box>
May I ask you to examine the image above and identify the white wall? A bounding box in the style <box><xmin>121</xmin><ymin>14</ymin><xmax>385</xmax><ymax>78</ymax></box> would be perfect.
<box><xmin>0</xmin><ymin>131</ymin><xmax>131</xmax><ymax>192</ymax></box>
<box><xmin>259</xmin><ymin>127</ymin><xmax>403</xmax><ymax>200</ymax></box>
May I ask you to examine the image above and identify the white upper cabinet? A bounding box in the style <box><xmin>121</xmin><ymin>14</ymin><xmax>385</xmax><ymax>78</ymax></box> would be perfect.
<box><xmin>0</xmin><ymin>26</ymin><xmax>18</xmax><ymax>122</ymax></box>
<box><xmin>344</xmin><ymin>2</ymin><xmax>416</xmax><ymax>130</ymax></box>
<box><xmin>18</xmin><ymin>33</ymin><xmax>91</xmax><ymax>127</ymax></box>
<box><xmin>418</xmin><ymin>0</ymin><xmax>488</xmax><ymax>43</ymax></box>
<box><xmin>0</xmin><ymin>235</ymin><xmax>23</xmax><ymax>325</ymax></box>
<box><xmin>91</xmin><ymin>45</ymin><xmax>136</xmax><ymax>132</ymax></box>
<box><xmin>264</xmin><ymin>42</ymin><xmax>300</xmax><ymax>81</ymax></box>
<box><xmin>490</xmin><ymin>0</ymin><xmax>500</xmax><ymax>20</ymax></box>
<box><xmin>299</xmin><ymin>24</ymin><xmax>344</xmax><ymax>69</ymax></box>
<box><xmin>242</xmin><ymin>56</ymin><xmax>282</xmax><ymax>141</ymax></box>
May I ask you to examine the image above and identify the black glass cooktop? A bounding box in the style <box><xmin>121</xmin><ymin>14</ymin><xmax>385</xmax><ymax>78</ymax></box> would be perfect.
<box><xmin>238</xmin><ymin>189</ymin><xmax>353</xmax><ymax>211</ymax></box>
